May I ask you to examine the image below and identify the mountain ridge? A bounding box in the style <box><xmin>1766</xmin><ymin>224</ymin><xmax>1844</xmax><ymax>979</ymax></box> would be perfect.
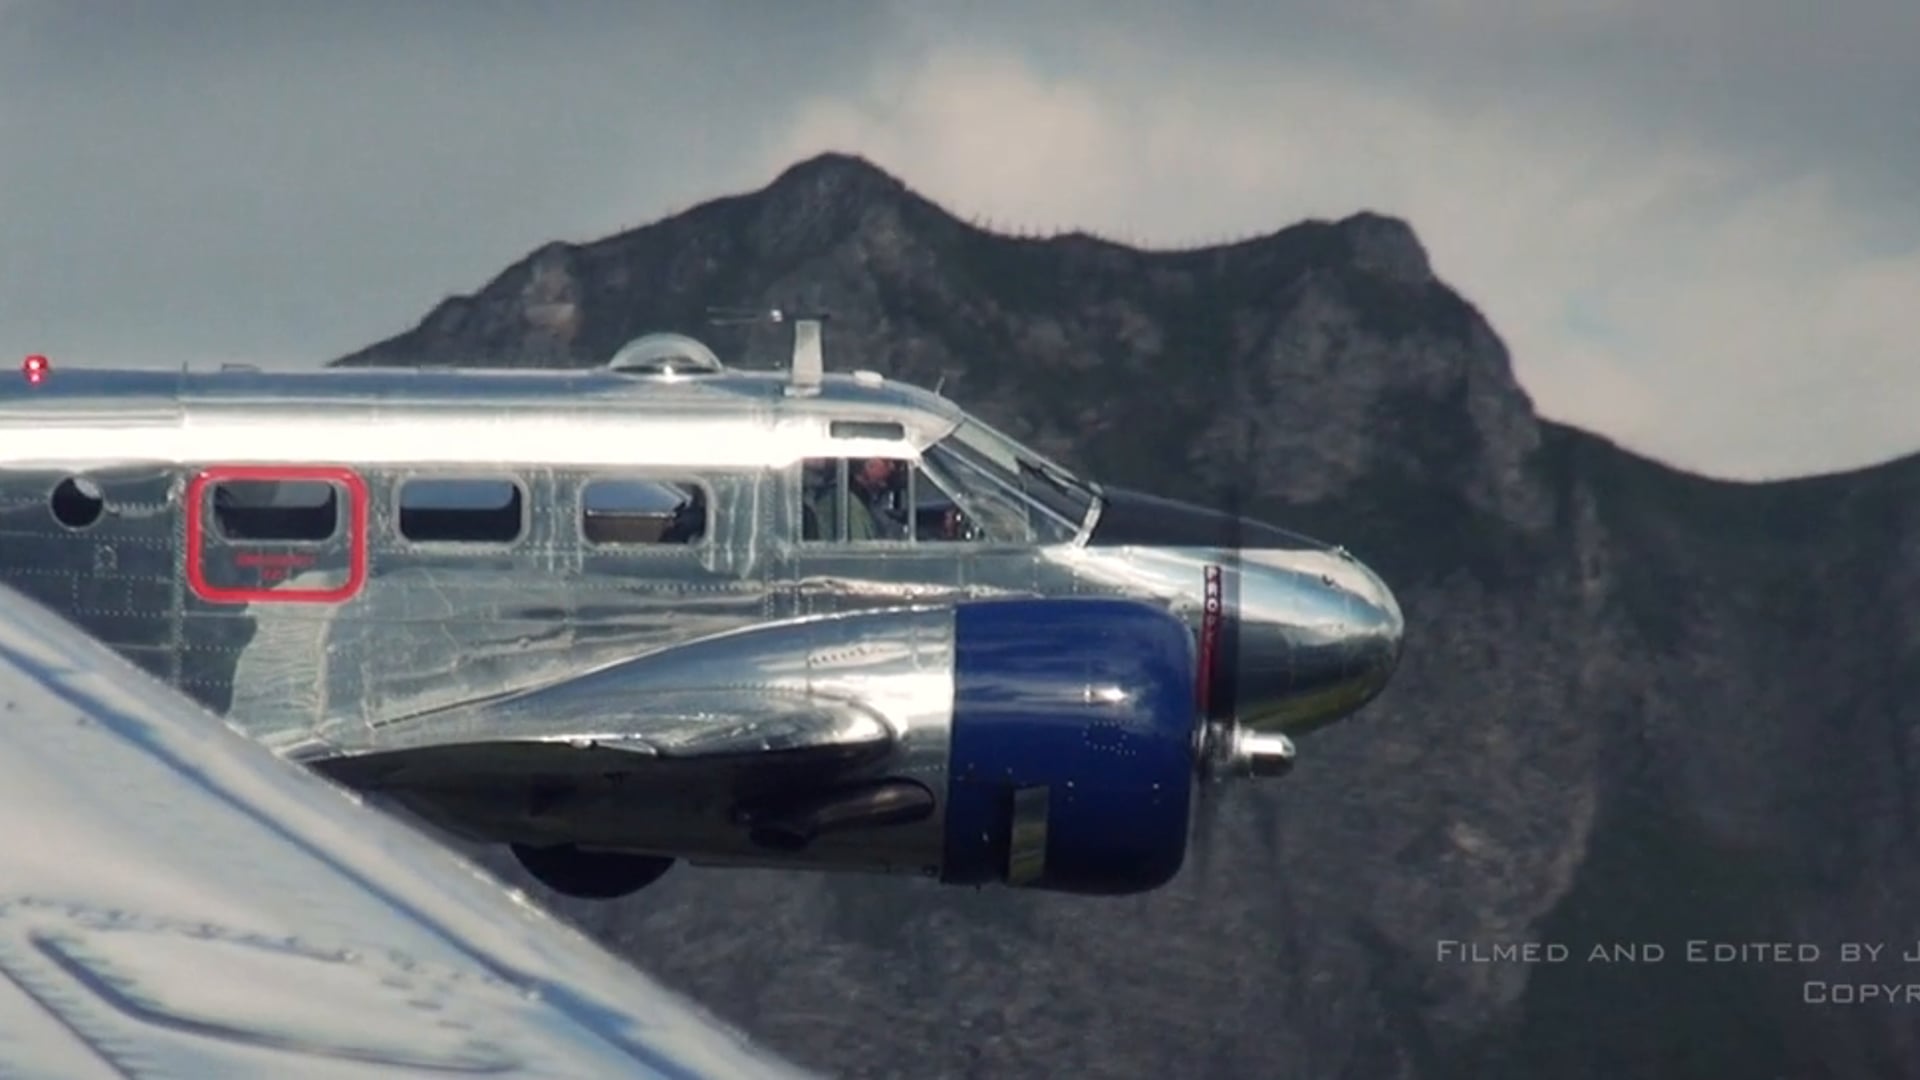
<box><xmin>332</xmin><ymin>152</ymin><xmax>1920</xmax><ymax>1079</ymax></box>
<box><xmin>336</xmin><ymin>150</ymin><xmax>1920</xmax><ymax>489</ymax></box>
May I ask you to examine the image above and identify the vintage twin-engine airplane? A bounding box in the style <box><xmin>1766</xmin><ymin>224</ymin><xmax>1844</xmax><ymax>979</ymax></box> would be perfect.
<box><xmin>0</xmin><ymin>318</ymin><xmax>1403</xmax><ymax>901</ymax></box>
<box><xmin>0</xmin><ymin>576</ymin><xmax>810</xmax><ymax>1077</ymax></box>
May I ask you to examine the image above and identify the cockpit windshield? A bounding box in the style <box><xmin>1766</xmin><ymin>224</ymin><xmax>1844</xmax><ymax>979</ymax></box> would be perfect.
<box><xmin>953</xmin><ymin>419</ymin><xmax>1098</xmax><ymax>525</ymax></box>
<box><xmin>920</xmin><ymin>418</ymin><xmax>1099</xmax><ymax>543</ymax></box>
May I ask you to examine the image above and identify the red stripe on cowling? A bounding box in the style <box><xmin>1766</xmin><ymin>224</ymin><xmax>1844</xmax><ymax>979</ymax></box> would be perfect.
<box><xmin>1197</xmin><ymin>564</ymin><xmax>1222</xmax><ymax>714</ymax></box>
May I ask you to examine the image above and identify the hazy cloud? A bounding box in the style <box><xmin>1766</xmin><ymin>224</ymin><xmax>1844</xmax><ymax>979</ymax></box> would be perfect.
<box><xmin>769</xmin><ymin>2</ymin><xmax>1920</xmax><ymax>479</ymax></box>
<box><xmin>3</xmin><ymin>1</ymin><xmax>1914</xmax><ymax>479</ymax></box>
<box><xmin>0</xmin><ymin>1</ymin><xmax>882</xmax><ymax>366</ymax></box>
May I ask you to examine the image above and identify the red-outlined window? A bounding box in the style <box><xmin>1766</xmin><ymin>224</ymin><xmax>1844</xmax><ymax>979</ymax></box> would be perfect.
<box><xmin>186</xmin><ymin>465</ymin><xmax>367</xmax><ymax>604</ymax></box>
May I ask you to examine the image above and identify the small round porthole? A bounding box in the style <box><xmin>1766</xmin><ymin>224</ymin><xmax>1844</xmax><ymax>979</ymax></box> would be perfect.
<box><xmin>50</xmin><ymin>476</ymin><xmax>105</xmax><ymax>530</ymax></box>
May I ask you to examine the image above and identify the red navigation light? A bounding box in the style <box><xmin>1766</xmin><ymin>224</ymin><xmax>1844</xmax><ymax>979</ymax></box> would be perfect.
<box><xmin>22</xmin><ymin>354</ymin><xmax>49</xmax><ymax>385</ymax></box>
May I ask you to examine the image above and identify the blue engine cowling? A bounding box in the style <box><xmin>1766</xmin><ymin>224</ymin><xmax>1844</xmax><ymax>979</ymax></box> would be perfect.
<box><xmin>942</xmin><ymin>597</ymin><xmax>1200</xmax><ymax>894</ymax></box>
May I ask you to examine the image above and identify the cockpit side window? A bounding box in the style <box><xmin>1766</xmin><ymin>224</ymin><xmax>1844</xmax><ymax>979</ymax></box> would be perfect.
<box><xmin>915</xmin><ymin>449</ymin><xmax>1031</xmax><ymax>543</ymax></box>
<box><xmin>801</xmin><ymin>457</ymin><xmax>907</xmax><ymax>543</ymax></box>
<box><xmin>922</xmin><ymin>437</ymin><xmax>1078</xmax><ymax>545</ymax></box>
<box><xmin>946</xmin><ymin>419</ymin><xmax>1095</xmax><ymax>534</ymax></box>
<box><xmin>799</xmin><ymin>456</ymin><xmax>1009</xmax><ymax>544</ymax></box>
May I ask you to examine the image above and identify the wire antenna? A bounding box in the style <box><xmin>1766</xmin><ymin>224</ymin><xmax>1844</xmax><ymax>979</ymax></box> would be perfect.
<box><xmin>705</xmin><ymin>306</ymin><xmax>835</xmax><ymax>327</ymax></box>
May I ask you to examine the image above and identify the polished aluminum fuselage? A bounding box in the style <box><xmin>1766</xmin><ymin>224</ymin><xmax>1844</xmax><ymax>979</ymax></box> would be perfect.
<box><xmin>0</xmin><ymin>362</ymin><xmax>1402</xmax><ymax>882</ymax></box>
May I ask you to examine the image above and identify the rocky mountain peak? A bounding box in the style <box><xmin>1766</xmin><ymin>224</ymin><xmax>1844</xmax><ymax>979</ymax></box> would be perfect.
<box><xmin>335</xmin><ymin>155</ymin><xmax>1549</xmax><ymax>541</ymax></box>
<box><xmin>1335</xmin><ymin>210</ymin><xmax>1433</xmax><ymax>285</ymax></box>
<box><xmin>765</xmin><ymin>150</ymin><xmax>914</xmax><ymax>204</ymax></box>
<box><xmin>328</xmin><ymin>157</ymin><xmax>1920</xmax><ymax>1078</ymax></box>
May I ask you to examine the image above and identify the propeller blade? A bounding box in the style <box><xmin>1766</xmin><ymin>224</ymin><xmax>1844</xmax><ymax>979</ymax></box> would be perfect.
<box><xmin>1189</xmin><ymin>471</ymin><xmax>1247</xmax><ymax>881</ymax></box>
<box><xmin>1189</xmin><ymin>777</ymin><xmax>1223</xmax><ymax>881</ymax></box>
<box><xmin>1196</xmin><ymin>563</ymin><xmax>1233</xmax><ymax>723</ymax></box>
<box><xmin>1210</xmin><ymin>409</ymin><xmax>1251</xmax><ymax>730</ymax></box>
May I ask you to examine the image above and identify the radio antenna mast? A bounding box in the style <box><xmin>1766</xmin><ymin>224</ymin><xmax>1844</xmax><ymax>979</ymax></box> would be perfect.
<box><xmin>704</xmin><ymin>307</ymin><xmax>833</xmax><ymax>396</ymax></box>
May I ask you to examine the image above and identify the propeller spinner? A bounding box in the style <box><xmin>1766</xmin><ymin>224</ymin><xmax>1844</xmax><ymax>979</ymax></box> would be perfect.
<box><xmin>1174</xmin><ymin>475</ymin><xmax>1403</xmax><ymax>877</ymax></box>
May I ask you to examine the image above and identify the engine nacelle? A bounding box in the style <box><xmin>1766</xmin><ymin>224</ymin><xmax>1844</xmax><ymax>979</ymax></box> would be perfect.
<box><xmin>941</xmin><ymin>597</ymin><xmax>1200</xmax><ymax>894</ymax></box>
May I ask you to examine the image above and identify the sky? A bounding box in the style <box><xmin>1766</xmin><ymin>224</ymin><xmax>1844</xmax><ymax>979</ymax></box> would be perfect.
<box><xmin>2</xmin><ymin>1</ymin><xmax>1914</xmax><ymax>481</ymax></box>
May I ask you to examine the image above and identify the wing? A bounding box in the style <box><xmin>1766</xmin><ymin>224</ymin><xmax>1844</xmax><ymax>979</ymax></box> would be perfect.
<box><xmin>0</xmin><ymin>583</ymin><xmax>815</xmax><ymax>1079</ymax></box>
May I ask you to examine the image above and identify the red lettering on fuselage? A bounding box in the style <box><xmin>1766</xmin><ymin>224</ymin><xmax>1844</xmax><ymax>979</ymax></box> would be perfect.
<box><xmin>231</xmin><ymin>552</ymin><xmax>319</xmax><ymax>569</ymax></box>
<box><xmin>1197</xmin><ymin>564</ymin><xmax>1222</xmax><ymax>714</ymax></box>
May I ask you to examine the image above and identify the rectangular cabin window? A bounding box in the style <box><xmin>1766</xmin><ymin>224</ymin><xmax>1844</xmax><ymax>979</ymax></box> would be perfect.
<box><xmin>211</xmin><ymin>479</ymin><xmax>340</xmax><ymax>542</ymax></box>
<box><xmin>398</xmin><ymin>477</ymin><xmax>525</xmax><ymax>543</ymax></box>
<box><xmin>581</xmin><ymin>478</ymin><xmax>707</xmax><ymax>546</ymax></box>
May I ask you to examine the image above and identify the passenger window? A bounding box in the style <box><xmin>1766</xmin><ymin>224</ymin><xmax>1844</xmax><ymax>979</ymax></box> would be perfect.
<box><xmin>212</xmin><ymin>479</ymin><xmax>340</xmax><ymax>542</ymax></box>
<box><xmin>582</xmin><ymin>478</ymin><xmax>707</xmax><ymax>545</ymax></box>
<box><xmin>49</xmin><ymin>476</ymin><xmax>105</xmax><ymax>530</ymax></box>
<box><xmin>800</xmin><ymin>457</ymin><xmax>983</xmax><ymax>543</ymax></box>
<box><xmin>398</xmin><ymin>478</ymin><xmax>524</xmax><ymax>543</ymax></box>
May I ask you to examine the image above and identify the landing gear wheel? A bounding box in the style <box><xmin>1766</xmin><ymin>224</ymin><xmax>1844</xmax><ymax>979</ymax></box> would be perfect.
<box><xmin>509</xmin><ymin>842</ymin><xmax>676</xmax><ymax>899</ymax></box>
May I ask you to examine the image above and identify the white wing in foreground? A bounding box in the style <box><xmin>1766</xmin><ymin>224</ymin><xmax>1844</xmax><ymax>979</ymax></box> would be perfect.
<box><xmin>0</xmin><ymin>583</ymin><xmax>815</xmax><ymax>1079</ymax></box>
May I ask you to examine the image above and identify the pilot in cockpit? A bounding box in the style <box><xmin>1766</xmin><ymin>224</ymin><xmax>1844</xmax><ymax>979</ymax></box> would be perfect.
<box><xmin>802</xmin><ymin>457</ymin><xmax>907</xmax><ymax>541</ymax></box>
<box><xmin>858</xmin><ymin>458</ymin><xmax>908</xmax><ymax>534</ymax></box>
<box><xmin>846</xmin><ymin>458</ymin><xmax>907</xmax><ymax>540</ymax></box>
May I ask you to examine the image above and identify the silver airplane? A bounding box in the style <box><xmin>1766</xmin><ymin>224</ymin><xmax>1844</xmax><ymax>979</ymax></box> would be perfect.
<box><xmin>0</xmin><ymin>576</ymin><xmax>812</xmax><ymax>1077</ymax></box>
<box><xmin>0</xmin><ymin>319</ymin><xmax>1403</xmax><ymax>902</ymax></box>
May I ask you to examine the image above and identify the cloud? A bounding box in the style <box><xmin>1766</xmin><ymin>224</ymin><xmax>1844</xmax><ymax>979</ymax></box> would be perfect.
<box><xmin>0</xmin><ymin>2</ymin><xmax>885</xmax><ymax>370</ymax></box>
<box><xmin>2</xmin><ymin>1</ymin><xmax>1913</xmax><ymax>480</ymax></box>
<box><xmin>766</xmin><ymin>39</ymin><xmax>1919</xmax><ymax>480</ymax></box>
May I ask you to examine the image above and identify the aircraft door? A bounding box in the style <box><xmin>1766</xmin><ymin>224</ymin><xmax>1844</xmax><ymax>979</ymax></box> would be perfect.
<box><xmin>186</xmin><ymin>466</ymin><xmax>367</xmax><ymax>605</ymax></box>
